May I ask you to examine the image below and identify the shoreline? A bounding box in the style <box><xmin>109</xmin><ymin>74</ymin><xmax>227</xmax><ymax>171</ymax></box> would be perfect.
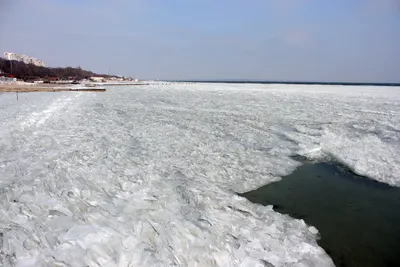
<box><xmin>0</xmin><ymin>83</ymin><xmax>106</xmax><ymax>93</ymax></box>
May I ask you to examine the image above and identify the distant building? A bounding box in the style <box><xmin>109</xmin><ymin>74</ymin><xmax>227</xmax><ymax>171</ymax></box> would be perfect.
<box><xmin>3</xmin><ymin>52</ymin><xmax>45</xmax><ymax>67</ymax></box>
<box><xmin>4</xmin><ymin>52</ymin><xmax>18</xmax><ymax>61</ymax></box>
<box><xmin>90</xmin><ymin>77</ymin><xmax>105</xmax><ymax>82</ymax></box>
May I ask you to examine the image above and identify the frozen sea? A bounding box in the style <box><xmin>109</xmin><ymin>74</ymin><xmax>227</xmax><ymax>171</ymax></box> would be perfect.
<box><xmin>0</xmin><ymin>83</ymin><xmax>399</xmax><ymax>267</ymax></box>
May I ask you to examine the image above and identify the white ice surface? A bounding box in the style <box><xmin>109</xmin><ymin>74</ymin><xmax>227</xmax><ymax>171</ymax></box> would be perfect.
<box><xmin>1</xmin><ymin>83</ymin><xmax>399</xmax><ymax>266</ymax></box>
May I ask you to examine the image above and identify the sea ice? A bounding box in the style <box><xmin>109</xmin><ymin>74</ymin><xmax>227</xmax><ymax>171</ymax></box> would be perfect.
<box><xmin>1</xmin><ymin>83</ymin><xmax>399</xmax><ymax>266</ymax></box>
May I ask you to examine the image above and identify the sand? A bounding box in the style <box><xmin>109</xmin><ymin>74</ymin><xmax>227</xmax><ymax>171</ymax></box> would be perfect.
<box><xmin>0</xmin><ymin>82</ymin><xmax>105</xmax><ymax>92</ymax></box>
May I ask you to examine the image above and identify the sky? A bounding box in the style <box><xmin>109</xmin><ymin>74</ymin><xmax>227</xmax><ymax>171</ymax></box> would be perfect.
<box><xmin>0</xmin><ymin>0</ymin><xmax>399</xmax><ymax>82</ymax></box>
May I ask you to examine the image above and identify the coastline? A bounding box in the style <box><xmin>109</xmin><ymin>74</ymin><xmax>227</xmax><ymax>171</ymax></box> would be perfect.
<box><xmin>0</xmin><ymin>82</ymin><xmax>106</xmax><ymax>92</ymax></box>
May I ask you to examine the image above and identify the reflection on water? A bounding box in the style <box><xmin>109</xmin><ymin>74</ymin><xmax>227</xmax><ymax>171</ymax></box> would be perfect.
<box><xmin>240</xmin><ymin>162</ymin><xmax>400</xmax><ymax>267</ymax></box>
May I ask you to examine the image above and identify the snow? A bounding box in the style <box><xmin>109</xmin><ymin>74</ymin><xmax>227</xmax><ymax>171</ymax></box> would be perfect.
<box><xmin>1</xmin><ymin>83</ymin><xmax>399</xmax><ymax>267</ymax></box>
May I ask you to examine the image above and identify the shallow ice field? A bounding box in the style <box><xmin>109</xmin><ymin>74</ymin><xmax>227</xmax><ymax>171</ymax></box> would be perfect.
<box><xmin>1</xmin><ymin>83</ymin><xmax>399</xmax><ymax>267</ymax></box>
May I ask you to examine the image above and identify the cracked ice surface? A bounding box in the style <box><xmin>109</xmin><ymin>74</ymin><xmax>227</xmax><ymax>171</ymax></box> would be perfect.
<box><xmin>1</xmin><ymin>83</ymin><xmax>399</xmax><ymax>266</ymax></box>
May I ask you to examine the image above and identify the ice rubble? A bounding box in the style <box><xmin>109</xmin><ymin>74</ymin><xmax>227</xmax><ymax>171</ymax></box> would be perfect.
<box><xmin>1</xmin><ymin>83</ymin><xmax>399</xmax><ymax>266</ymax></box>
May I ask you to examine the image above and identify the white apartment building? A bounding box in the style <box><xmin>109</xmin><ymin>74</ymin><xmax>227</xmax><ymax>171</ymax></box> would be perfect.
<box><xmin>3</xmin><ymin>52</ymin><xmax>45</xmax><ymax>67</ymax></box>
<box><xmin>4</xmin><ymin>52</ymin><xmax>19</xmax><ymax>61</ymax></box>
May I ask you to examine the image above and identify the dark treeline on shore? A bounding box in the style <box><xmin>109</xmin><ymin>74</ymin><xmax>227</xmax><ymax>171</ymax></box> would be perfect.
<box><xmin>0</xmin><ymin>57</ymin><xmax>112</xmax><ymax>81</ymax></box>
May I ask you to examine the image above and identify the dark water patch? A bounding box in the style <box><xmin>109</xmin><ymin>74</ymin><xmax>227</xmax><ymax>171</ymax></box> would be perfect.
<box><xmin>239</xmin><ymin>162</ymin><xmax>400</xmax><ymax>267</ymax></box>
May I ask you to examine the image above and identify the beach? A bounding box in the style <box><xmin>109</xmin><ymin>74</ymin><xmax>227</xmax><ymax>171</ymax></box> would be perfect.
<box><xmin>0</xmin><ymin>82</ymin><xmax>106</xmax><ymax>92</ymax></box>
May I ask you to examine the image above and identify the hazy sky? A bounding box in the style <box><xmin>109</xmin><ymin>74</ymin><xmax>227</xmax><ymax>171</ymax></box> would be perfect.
<box><xmin>0</xmin><ymin>0</ymin><xmax>399</xmax><ymax>82</ymax></box>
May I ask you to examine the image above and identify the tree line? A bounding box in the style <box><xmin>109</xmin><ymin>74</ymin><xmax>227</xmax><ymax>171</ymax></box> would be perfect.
<box><xmin>0</xmin><ymin>57</ymin><xmax>111</xmax><ymax>81</ymax></box>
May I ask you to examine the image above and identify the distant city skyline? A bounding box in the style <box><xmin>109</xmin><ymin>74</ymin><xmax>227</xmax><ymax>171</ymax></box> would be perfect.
<box><xmin>3</xmin><ymin>52</ymin><xmax>45</xmax><ymax>67</ymax></box>
<box><xmin>0</xmin><ymin>0</ymin><xmax>399</xmax><ymax>82</ymax></box>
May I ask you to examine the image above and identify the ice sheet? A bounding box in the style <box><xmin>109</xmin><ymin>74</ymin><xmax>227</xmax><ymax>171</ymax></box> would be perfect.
<box><xmin>1</xmin><ymin>83</ymin><xmax>399</xmax><ymax>266</ymax></box>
